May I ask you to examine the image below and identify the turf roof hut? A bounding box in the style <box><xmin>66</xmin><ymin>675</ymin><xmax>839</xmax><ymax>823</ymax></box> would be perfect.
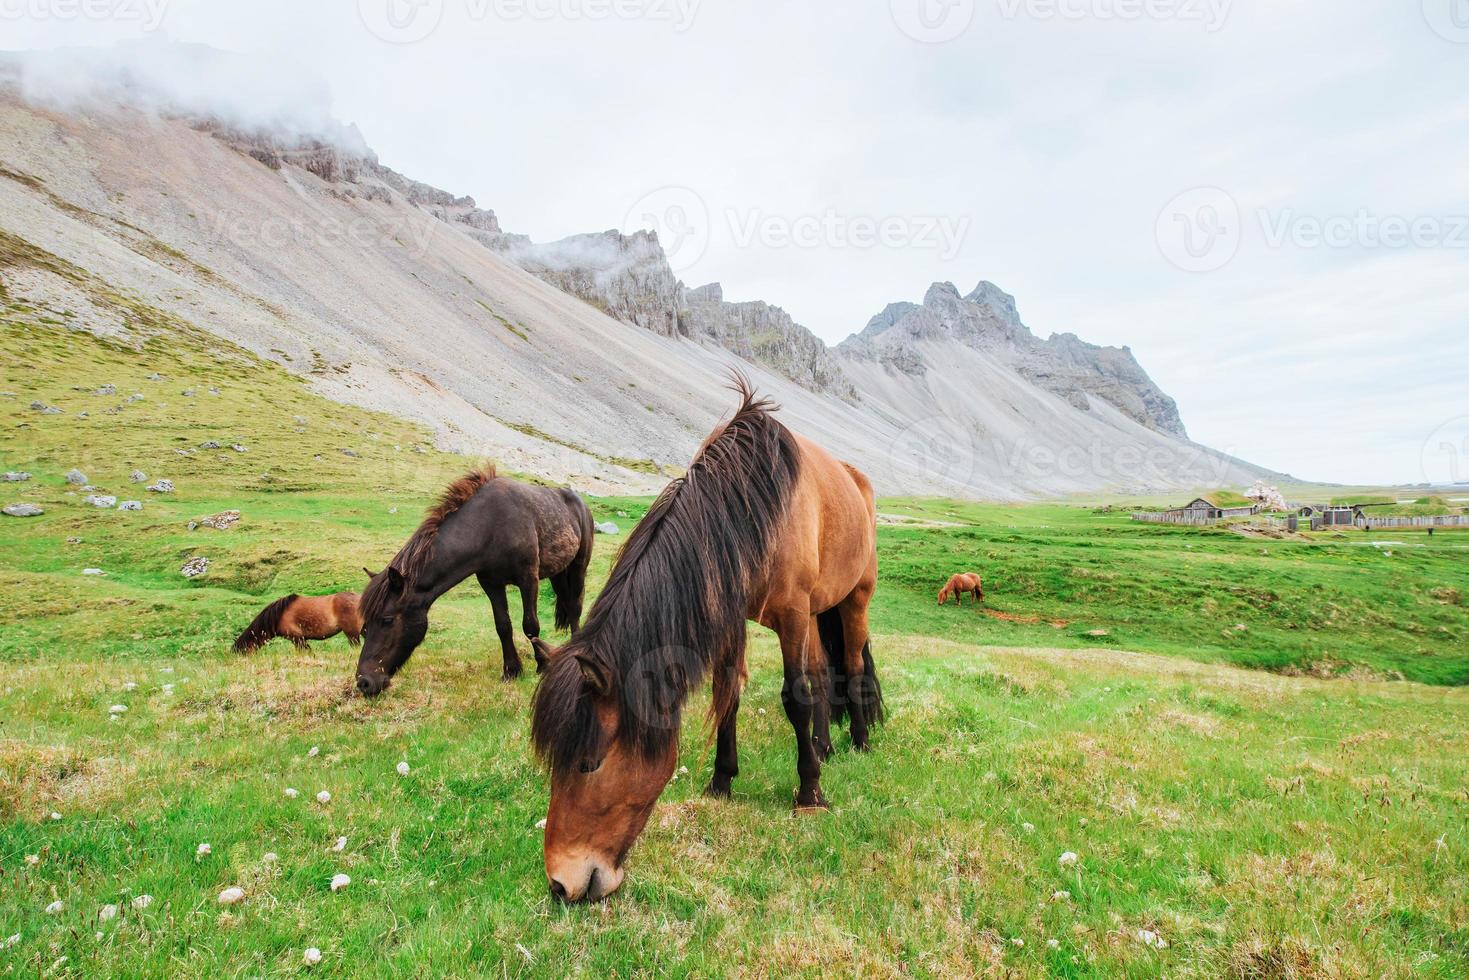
<box><xmin>1179</xmin><ymin>493</ymin><xmax>1259</xmax><ymax>520</ymax></box>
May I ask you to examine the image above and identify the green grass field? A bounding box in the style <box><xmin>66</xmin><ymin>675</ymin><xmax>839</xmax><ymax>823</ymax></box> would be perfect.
<box><xmin>3</xmin><ymin>300</ymin><xmax>1468</xmax><ymax>976</ymax></box>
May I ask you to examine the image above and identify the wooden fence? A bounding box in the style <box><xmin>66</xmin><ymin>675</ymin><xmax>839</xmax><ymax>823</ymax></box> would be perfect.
<box><xmin>1131</xmin><ymin>511</ymin><xmax>1218</xmax><ymax>526</ymax></box>
<box><xmin>1357</xmin><ymin>514</ymin><xmax>1469</xmax><ymax>529</ymax></box>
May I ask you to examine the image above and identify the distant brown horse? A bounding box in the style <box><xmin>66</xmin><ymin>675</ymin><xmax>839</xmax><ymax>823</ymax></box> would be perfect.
<box><xmin>355</xmin><ymin>466</ymin><xmax>594</xmax><ymax>696</ymax></box>
<box><xmin>531</xmin><ymin>377</ymin><xmax>883</xmax><ymax>902</ymax></box>
<box><xmin>234</xmin><ymin>593</ymin><xmax>363</xmax><ymax>653</ymax></box>
<box><xmin>938</xmin><ymin>572</ymin><xmax>984</xmax><ymax>605</ymax></box>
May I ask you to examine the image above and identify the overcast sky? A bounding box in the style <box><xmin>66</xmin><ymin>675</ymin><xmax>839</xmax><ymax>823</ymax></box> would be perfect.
<box><xmin>5</xmin><ymin>1</ymin><xmax>1467</xmax><ymax>486</ymax></box>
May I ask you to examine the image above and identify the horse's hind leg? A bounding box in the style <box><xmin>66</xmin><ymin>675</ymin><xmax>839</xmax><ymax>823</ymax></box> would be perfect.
<box><xmin>839</xmin><ymin>580</ymin><xmax>877</xmax><ymax>751</ymax></box>
<box><xmin>808</xmin><ymin>614</ymin><xmax>834</xmax><ymax>761</ymax></box>
<box><xmin>516</xmin><ymin>571</ymin><xmax>542</xmax><ymax>647</ymax></box>
<box><xmin>478</xmin><ymin>574</ymin><xmax>521</xmax><ymax>680</ymax></box>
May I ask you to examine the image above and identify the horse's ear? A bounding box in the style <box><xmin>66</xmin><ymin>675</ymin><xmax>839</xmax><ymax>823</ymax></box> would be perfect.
<box><xmin>386</xmin><ymin>566</ymin><xmax>405</xmax><ymax>591</ymax></box>
<box><xmin>575</xmin><ymin>652</ymin><xmax>611</xmax><ymax>697</ymax></box>
<box><xmin>531</xmin><ymin>637</ymin><xmax>558</xmax><ymax>673</ymax></box>
<box><xmin>363</xmin><ymin>567</ymin><xmax>379</xmax><ymax>580</ymax></box>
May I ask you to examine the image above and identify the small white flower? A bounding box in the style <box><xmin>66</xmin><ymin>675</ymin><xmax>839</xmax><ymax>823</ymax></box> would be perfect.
<box><xmin>131</xmin><ymin>895</ymin><xmax>153</xmax><ymax>910</ymax></box>
<box><xmin>284</xmin><ymin>787</ymin><xmax>299</xmax><ymax>799</ymax></box>
<box><xmin>1058</xmin><ymin>851</ymin><xmax>1079</xmax><ymax>867</ymax></box>
<box><xmin>396</xmin><ymin>761</ymin><xmax>410</xmax><ymax>777</ymax></box>
<box><xmin>123</xmin><ymin>682</ymin><xmax>137</xmax><ymax>691</ymax></box>
<box><xmin>217</xmin><ymin>887</ymin><xmax>245</xmax><ymax>906</ymax></box>
<box><xmin>263</xmin><ymin>852</ymin><xmax>279</xmax><ymax>863</ymax></box>
<box><xmin>1079</xmin><ymin>818</ymin><xmax>1089</xmax><ymax>827</ymax></box>
<box><xmin>98</xmin><ymin>904</ymin><xmax>118</xmax><ymax>921</ymax></box>
<box><xmin>303</xmin><ymin>947</ymin><xmax>322</xmax><ymax>965</ymax></box>
<box><xmin>1047</xmin><ymin>938</ymin><xmax>1060</xmax><ymax>950</ymax></box>
<box><xmin>1051</xmin><ymin>889</ymin><xmax>1071</xmax><ymax>902</ymax></box>
<box><xmin>25</xmin><ymin>854</ymin><xmax>40</xmax><ymax>866</ymax></box>
<box><xmin>308</xmin><ymin>746</ymin><xmax>320</xmax><ymax>758</ymax></box>
<box><xmin>678</xmin><ymin>766</ymin><xmax>689</xmax><ymax>775</ymax></box>
<box><xmin>331</xmin><ymin>837</ymin><xmax>347</xmax><ymax>852</ymax></box>
<box><xmin>316</xmin><ymin>791</ymin><xmax>331</xmax><ymax>804</ymax></box>
<box><xmin>329</xmin><ymin>874</ymin><xmax>350</xmax><ymax>892</ymax></box>
<box><xmin>758</xmin><ymin>707</ymin><xmax>766</xmax><ymax>715</ymax></box>
<box><xmin>161</xmin><ymin>684</ymin><xmax>174</xmax><ymax>694</ymax></box>
<box><xmin>534</xmin><ymin>818</ymin><xmax>547</xmax><ymax>830</ymax></box>
<box><xmin>45</xmin><ymin>901</ymin><xmax>63</xmax><ymax>914</ymax></box>
<box><xmin>196</xmin><ymin>843</ymin><xmax>211</xmax><ymax>857</ymax></box>
<box><xmin>109</xmin><ymin>704</ymin><xmax>128</xmax><ymax>714</ymax></box>
<box><xmin>161</xmin><ymin>667</ymin><xmax>174</xmax><ymax>674</ymax></box>
<box><xmin>50</xmin><ymin>812</ymin><xmax>62</xmax><ymax>822</ymax></box>
<box><xmin>1135</xmin><ymin>929</ymin><xmax>1168</xmax><ymax>949</ymax></box>
<box><xmin>3</xmin><ymin>934</ymin><xmax>18</xmax><ymax>948</ymax></box>
<box><xmin>1011</xmin><ymin>937</ymin><xmax>1024</xmax><ymax>947</ymax></box>
<box><xmin>1022</xmin><ymin>822</ymin><xmax>1035</xmax><ymax>834</ymax></box>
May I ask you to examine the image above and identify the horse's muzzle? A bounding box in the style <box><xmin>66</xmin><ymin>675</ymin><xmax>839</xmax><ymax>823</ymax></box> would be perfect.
<box><xmin>356</xmin><ymin>674</ymin><xmax>388</xmax><ymax>698</ymax></box>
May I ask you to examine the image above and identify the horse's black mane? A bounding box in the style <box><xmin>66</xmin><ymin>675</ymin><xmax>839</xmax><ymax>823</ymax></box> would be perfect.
<box><xmin>360</xmin><ymin>465</ymin><xmax>497</xmax><ymax>621</ymax></box>
<box><xmin>531</xmin><ymin>376</ymin><xmax>800</xmax><ymax>773</ymax></box>
<box><xmin>233</xmin><ymin>594</ymin><xmax>299</xmax><ymax>653</ymax></box>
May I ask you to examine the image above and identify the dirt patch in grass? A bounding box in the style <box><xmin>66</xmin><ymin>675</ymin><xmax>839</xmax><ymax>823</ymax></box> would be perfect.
<box><xmin>981</xmin><ymin>608</ymin><xmax>1070</xmax><ymax>628</ymax></box>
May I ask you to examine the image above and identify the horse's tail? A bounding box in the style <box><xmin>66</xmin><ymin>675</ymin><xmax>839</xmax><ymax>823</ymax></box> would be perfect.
<box><xmin>233</xmin><ymin>594</ymin><xmax>298</xmax><ymax>653</ymax></box>
<box><xmin>553</xmin><ymin>494</ymin><xmax>594</xmax><ymax>632</ymax></box>
<box><xmin>816</xmin><ymin>608</ymin><xmax>885</xmax><ymax>728</ymax></box>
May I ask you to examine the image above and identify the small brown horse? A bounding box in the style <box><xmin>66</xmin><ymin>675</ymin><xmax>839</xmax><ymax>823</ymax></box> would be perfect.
<box><xmin>355</xmin><ymin>466</ymin><xmax>593</xmax><ymax>696</ymax></box>
<box><xmin>938</xmin><ymin>572</ymin><xmax>984</xmax><ymax>605</ymax></box>
<box><xmin>531</xmin><ymin>377</ymin><xmax>883</xmax><ymax>902</ymax></box>
<box><xmin>234</xmin><ymin>593</ymin><xmax>363</xmax><ymax>653</ymax></box>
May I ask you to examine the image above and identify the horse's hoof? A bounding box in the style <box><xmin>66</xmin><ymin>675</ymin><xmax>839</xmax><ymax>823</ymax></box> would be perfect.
<box><xmin>704</xmin><ymin>781</ymin><xmax>732</xmax><ymax>800</ymax></box>
<box><xmin>792</xmin><ymin>790</ymin><xmax>829</xmax><ymax>813</ymax></box>
<box><xmin>501</xmin><ymin>666</ymin><xmax>523</xmax><ymax>682</ymax></box>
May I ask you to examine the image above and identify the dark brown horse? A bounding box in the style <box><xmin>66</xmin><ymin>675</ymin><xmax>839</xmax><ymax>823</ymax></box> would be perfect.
<box><xmin>355</xmin><ymin>466</ymin><xmax>594</xmax><ymax>696</ymax></box>
<box><xmin>530</xmin><ymin>378</ymin><xmax>882</xmax><ymax>902</ymax></box>
<box><xmin>938</xmin><ymin>572</ymin><xmax>984</xmax><ymax>605</ymax></box>
<box><xmin>234</xmin><ymin>592</ymin><xmax>363</xmax><ymax>653</ymax></box>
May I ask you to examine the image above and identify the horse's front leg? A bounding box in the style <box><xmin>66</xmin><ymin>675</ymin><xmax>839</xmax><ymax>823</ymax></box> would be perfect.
<box><xmin>775</xmin><ymin>610</ymin><xmax>826</xmax><ymax>810</ymax></box>
<box><xmin>478</xmin><ymin>574</ymin><xmax>521</xmax><ymax>680</ymax></box>
<box><xmin>705</xmin><ymin>654</ymin><xmax>746</xmax><ymax>799</ymax></box>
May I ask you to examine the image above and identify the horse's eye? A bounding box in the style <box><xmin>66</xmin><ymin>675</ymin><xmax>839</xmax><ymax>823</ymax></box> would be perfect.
<box><xmin>578</xmin><ymin>758</ymin><xmax>603</xmax><ymax>774</ymax></box>
<box><xmin>380</xmin><ymin>617</ymin><xmax>394</xmax><ymax>627</ymax></box>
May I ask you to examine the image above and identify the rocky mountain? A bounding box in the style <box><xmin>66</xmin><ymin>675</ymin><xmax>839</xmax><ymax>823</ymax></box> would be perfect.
<box><xmin>0</xmin><ymin>56</ymin><xmax>1270</xmax><ymax>498</ymax></box>
<box><xmin>839</xmin><ymin>280</ymin><xmax>1187</xmax><ymax>438</ymax></box>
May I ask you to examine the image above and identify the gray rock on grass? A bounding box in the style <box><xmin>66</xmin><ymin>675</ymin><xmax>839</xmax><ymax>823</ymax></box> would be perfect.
<box><xmin>85</xmin><ymin>495</ymin><xmax>118</xmax><ymax>508</ymax></box>
<box><xmin>180</xmin><ymin>556</ymin><xmax>209</xmax><ymax>578</ymax></box>
<box><xmin>118</xmin><ymin>500</ymin><xmax>142</xmax><ymax>511</ymax></box>
<box><xmin>3</xmin><ymin>472</ymin><xmax>31</xmax><ymax>482</ymax></box>
<box><xmin>147</xmin><ymin>480</ymin><xmax>175</xmax><ymax>493</ymax></box>
<box><xmin>65</xmin><ymin>469</ymin><xmax>87</xmax><ymax>485</ymax></box>
<box><xmin>4</xmin><ymin>503</ymin><xmax>44</xmax><ymax>517</ymax></box>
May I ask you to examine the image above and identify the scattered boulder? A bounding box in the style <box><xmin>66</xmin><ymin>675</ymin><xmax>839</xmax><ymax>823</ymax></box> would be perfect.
<box><xmin>195</xmin><ymin>510</ymin><xmax>241</xmax><ymax>531</ymax></box>
<box><xmin>65</xmin><ymin>469</ymin><xmax>87</xmax><ymax>485</ymax></box>
<box><xmin>207</xmin><ymin>387</ymin><xmax>220</xmax><ymax>395</ymax></box>
<box><xmin>200</xmin><ymin>440</ymin><xmax>221</xmax><ymax>450</ymax></box>
<box><xmin>130</xmin><ymin>470</ymin><xmax>147</xmax><ymax>483</ymax></box>
<box><xmin>127</xmin><ymin>393</ymin><xmax>145</xmax><ymax>404</ymax></box>
<box><xmin>3</xmin><ymin>503</ymin><xmax>44</xmax><ymax>517</ymax></box>
<box><xmin>95</xmin><ymin>384</ymin><xmax>117</xmax><ymax>396</ymax></box>
<box><xmin>231</xmin><ymin>444</ymin><xmax>248</xmax><ymax>453</ymax></box>
<box><xmin>118</xmin><ymin>500</ymin><xmax>142</xmax><ymax>511</ymax></box>
<box><xmin>82</xmin><ymin>568</ymin><xmax>106</xmax><ymax>576</ymax></box>
<box><xmin>182</xmin><ymin>389</ymin><xmax>196</xmax><ymax>397</ymax></box>
<box><xmin>39</xmin><ymin>406</ymin><xmax>62</xmax><ymax>415</ymax></box>
<box><xmin>85</xmin><ymin>495</ymin><xmax>118</xmax><ymax>508</ymax></box>
<box><xmin>2</xmin><ymin>472</ymin><xmax>31</xmax><ymax>482</ymax></box>
<box><xmin>594</xmin><ymin>521</ymin><xmax>620</xmax><ymax>535</ymax></box>
<box><xmin>339</xmin><ymin>449</ymin><xmax>359</xmax><ymax>458</ymax></box>
<box><xmin>180</xmin><ymin>556</ymin><xmax>210</xmax><ymax>578</ymax></box>
<box><xmin>146</xmin><ymin>373</ymin><xmax>163</xmax><ymax>381</ymax></box>
<box><xmin>147</xmin><ymin>480</ymin><xmax>175</xmax><ymax>493</ymax></box>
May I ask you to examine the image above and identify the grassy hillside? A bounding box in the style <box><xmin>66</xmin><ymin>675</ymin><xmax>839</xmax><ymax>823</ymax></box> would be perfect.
<box><xmin>3</xmin><ymin>305</ymin><xmax>1468</xmax><ymax>977</ymax></box>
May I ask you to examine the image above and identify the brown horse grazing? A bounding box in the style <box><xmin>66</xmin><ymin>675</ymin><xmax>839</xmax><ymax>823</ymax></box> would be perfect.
<box><xmin>530</xmin><ymin>378</ymin><xmax>883</xmax><ymax>902</ymax></box>
<box><xmin>938</xmin><ymin>572</ymin><xmax>984</xmax><ymax>605</ymax></box>
<box><xmin>355</xmin><ymin>466</ymin><xmax>594</xmax><ymax>696</ymax></box>
<box><xmin>233</xmin><ymin>592</ymin><xmax>363</xmax><ymax>653</ymax></box>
